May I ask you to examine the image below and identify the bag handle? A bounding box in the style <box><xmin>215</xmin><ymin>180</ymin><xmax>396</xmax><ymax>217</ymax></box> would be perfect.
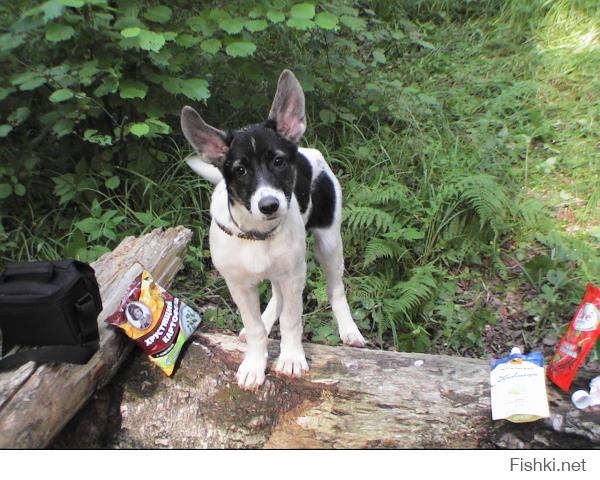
<box><xmin>0</xmin><ymin>342</ymin><xmax>99</xmax><ymax>372</ymax></box>
<box><xmin>1</xmin><ymin>262</ymin><xmax>55</xmax><ymax>283</ymax></box>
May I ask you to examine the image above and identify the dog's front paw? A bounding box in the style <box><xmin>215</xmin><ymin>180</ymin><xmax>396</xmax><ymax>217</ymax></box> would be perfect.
<box><xmin>236</xmin><ymin>356</ymin><xmax>267</xmax><ymax>390</ymax></box>
<box><xmin>274</xmin><ymin>350</ymin><xmax>309</xmax><ymax>377</ymax></box>
<box><xmin>339</xmin><ymin>326</ymin><xmax>366</xmax><ymax>347</ymax></box>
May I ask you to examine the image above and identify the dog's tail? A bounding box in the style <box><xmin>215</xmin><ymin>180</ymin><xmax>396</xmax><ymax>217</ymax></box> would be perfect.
<box><xmin>185</xmin><ymin>155</ymin><xmax>223</xmax><ymax>185</ymax></box>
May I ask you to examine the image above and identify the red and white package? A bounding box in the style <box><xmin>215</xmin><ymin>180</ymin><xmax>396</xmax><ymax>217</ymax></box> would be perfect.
<box><xmin>547</xmin><ymin>283</ymin><xmax>600</xmax><ymax>392</ymax></box>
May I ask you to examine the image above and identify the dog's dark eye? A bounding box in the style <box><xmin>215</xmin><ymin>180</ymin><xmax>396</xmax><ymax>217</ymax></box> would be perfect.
<box><xmin>273</xmin><ymin>156</ymin><xmax>285</xmax><ymax>168</ymax></box>
<box><xmin>235</xmin><ymin>165</ymin><xmax>247</xmax><ymax>176</ymax></box>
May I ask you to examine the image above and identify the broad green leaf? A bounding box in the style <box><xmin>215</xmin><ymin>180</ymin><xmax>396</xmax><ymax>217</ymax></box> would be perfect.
<box><xmin>177</xmin><ymin>33</ymin><xmax>200</xmax><ymax>47</ymax></box>
<box><xmin>245</xmin><ymin>19</ymin><xmax>268</xmax><ymax>32</ymax></box>
<box><xmin>57</xmin><ymin>0</ymin><xmax>84</xmax><ymax>7</ymax></box>
<box><xmin>78</xmin><ymin>59</ymin><xmax>99</xmax><ymax>85</ymax></box>
<box><xmin>147</xmin><ymin>118</ymin><xmax>170</xmax><ymax>134</ymax></box>
<box><xmin>187</xmin><ymin>16</ymin><xmax>215</xmax><ymax>36</ymax></box>
<box><xmin>290</xmin><ymin>3</ymin><xmax>315</xmax><ymax>20</ymax></box>
<box><xmin>0</xmin><ymin>183</ymin><xmax>12</xmax><ymax>199</ymax></box>
<box><xmin>48</xmin><ymin>64</ymin><xmax>69</xmax><ymax>81</ymax></box>
<box><xmin>315</xmin><ymin>12</ymin><xmax>339</xmax><ymax>30</ymax></box>
<box><xmin>94</xmin><ymin>77</ymin><xmax>118</xmax><ymax>97</ymax></box>
<box><xmin>49</xmin><ymin>88</ymin><xmax>74</xmax><ymax>103</ymax></box>
<box><xmin>52</xmin><ymin>118</ymin><xmax>74</xmax><ymax>138</ymax></box>
<box><xmin>105</xmin><ymin>176</ymin><xmax>120</xmax><ymax>189</ymax></box>
<box><xmin>120</xmin><ymin>27</ymin><xmax>141</xmax><ymax>38</ymax></box>
<box><xmin>160</xmin><ymin>76</ymin><xmax>182</xmax><ymax>95</ymax></box>
<box><xmin>19</xmin><ymin>76</ymin><xmax>46</xmax><ymax>91</ymax></box>
<box><xmin>287</xmin><ymin>18</ymin><xmax>314</xmax><ymax>30</ymax></box>
<box><xmin>402</xmin><ymin>228</ymin><xmax>425</xmax><ymax>240</ymax></box>
<box><xmin>319</xmin><ymin>109</ymin><xmax>337</xmax><ymax>124</ymax></box>
<box><xmin>200</xmin><ymin>38</ymin><xmax>221</xmax><ymax>54</ymax></box>
<box><xmin>113</xmin><ymin>16</ymin><xmax>143</xmax><ymax>30</ymax></box>
<box><xmin>0</xmin><ymin>33</ymin><xmax>26</xmax><ymax>51</ymax></box>
<box><xmin>248</xmin><ymin>7</ymin><xmax>263</xmax><ymax>18</ymax></box>
<box><xmin>225</xmin><ymin>41</ymin><xmax>256</xmax><ymax>58</ymax></box>
<box><xmin>180</xmin><ymin>78</ymin><xmax>210</xmax><ymax>101</ymax></box>
<box><xmin>267</xmin><ymin>10</ymin><xmax>285</xmax><ymax>23</ymax></box>
<box><xmin>14</xmin><ymin>184</ymin><xmax>26</xmax><ymax>196</ymax></box>
<box><xmin>346</xmin><ymin>55</ymin><xmax>366</xmax><ymax>69</ymax></box>
<box><xmin>75</xmin><ymin>217</ymin><xmax>99</xmax><ymax>234</ymax></box>
<box><xmin>0</xmin><ymin>88</ymin><xmax>14</xmax><ymax>101</ymax></box>
<box><xmin>209</xmin><ymin>9</ymin><xmax>230</xmax><ymax>21</ymax></box>
<box><xmin>144</xmin><ymin>5</ymin><xmax>172</xmax><ymax>23</ymax></box>
<box><xmin>23</xmin><ymin>157</ymin><xmax>40</xmax><ymax>172</ymax></box>
<box><xmin>83</xmin><ymin>129</ymin><xmax>112</xmax><ymax>145</ymax></box>
<box><xmin>11</xmin><ymin>70</ymin><xmax>48</xmax><ymax>91</ymax></box>
<box><xmin>45</xmin><ymin>24</ymin><xmax>75</xmax><ymax>42</ymax></box>
<box><xmin>373</xmin><ymin>49</ymin><xmax>386</xmax><ymax>64</ymax></box>
<box><xmin>134</xmin><ymin>211</ymin><xmax>153</xmax><ymax>224</ymax></box>
<box><xmin>119</xmin><ymin>80</ymin><xmax>148</xmax><ymax>99</ymax></box>
<box><xmin>219</xmin><ymin>17</ymin><xmax>244</xmax><ymax>34</ymax></box>
<box><xmin>8</xmin><ymin>107</ymin><xmax>30</xmax><ymax>125</ymax></box>
<box><xmin>42</xmin><ymin>1</ymin><xmax>66</xmax><ymax>22</ymax></box>
<box><xmin>340</xmin><ymin>15</ymin><xmax>366</xmax><ymax>31</ymax></box>
<box><xmin>138</xmin><ymin>30</ymin><xmax>165</xmax><ymax>52</ymax></box>
<box><xmin>0</xmin><ymin>125</ymin><xmax>12</xmax><ymax>138</ymax></box>
<box><xmin>149</xmin><ymin>48</ymin><xmax>172</xmax><ymax>67</ymax></box>
<box><xmin>130</xmin><ymin>122</ymin><xmax>150</xmax><ymax>136</ymax></box>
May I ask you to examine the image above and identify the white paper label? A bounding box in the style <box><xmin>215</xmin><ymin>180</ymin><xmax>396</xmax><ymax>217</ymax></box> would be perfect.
<box><xmin>574</xmin><ymin>303</ymin><xmax>599</xmax><ymax>332</ymax></box>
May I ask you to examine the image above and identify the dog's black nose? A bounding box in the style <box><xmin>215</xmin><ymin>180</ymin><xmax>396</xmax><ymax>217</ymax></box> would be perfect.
<box><xmin>258</xmin><ymin>196</ymin><xmax>279</xmax><ymax>215</ymax></box>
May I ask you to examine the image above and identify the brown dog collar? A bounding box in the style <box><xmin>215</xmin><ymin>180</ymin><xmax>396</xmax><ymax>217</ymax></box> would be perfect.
<box><xmin>215</xmin><ymin>220</ymin><xmax>278</xmax><ymax>241</ymax></box>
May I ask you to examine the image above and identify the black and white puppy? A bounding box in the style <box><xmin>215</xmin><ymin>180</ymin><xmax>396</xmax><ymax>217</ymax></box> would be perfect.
<box><xmin>180</xmin><ymin>69</ymin><xmax>365</xmax><ymax>390</ymax></box>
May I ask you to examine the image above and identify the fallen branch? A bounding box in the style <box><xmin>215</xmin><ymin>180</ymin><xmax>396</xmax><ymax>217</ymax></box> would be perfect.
<box><xmin>53</xmin><ymin>332</ymin><xmax>600</xmax><ymax>448</ymax></box>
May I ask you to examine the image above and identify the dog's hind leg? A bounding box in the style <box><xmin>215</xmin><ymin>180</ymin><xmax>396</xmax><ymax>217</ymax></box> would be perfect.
<box><xmin>239</xmin><ymin>282</ymin><xmax>282</xmax><ymax>342</ymax></box>
<box><xmin>314</xmin><ymin>228</ymin><xmax>366</xmax><ymax>347</ymax></box>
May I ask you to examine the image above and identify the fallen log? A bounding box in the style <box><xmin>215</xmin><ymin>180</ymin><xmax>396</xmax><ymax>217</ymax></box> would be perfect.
<box><xmin>53</xmin><ymin>332</ymin><xmax>600</xmax><ymax>448</ymax></box>
<box><xmin>0</xmin><ymin>226</ymin><xmax>192</xmax><ymax>448</ymax></box>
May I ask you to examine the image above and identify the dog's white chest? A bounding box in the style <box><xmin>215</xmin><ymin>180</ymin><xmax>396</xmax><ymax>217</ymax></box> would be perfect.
<box><xmin>208</xmin><ymin>184</ymin><xmax>306</xmax><ymax>283</ymax></box>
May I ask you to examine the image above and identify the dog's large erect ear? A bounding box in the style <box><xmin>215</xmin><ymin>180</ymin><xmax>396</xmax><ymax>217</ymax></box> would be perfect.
<box><xmin>180</xmin><ymin>106</ymin><xmax>228</xmax><ymax>167</ymax></box>
<box><xmin>268</xmin><ymin>69</ymin><xmax>306</xmax><ymax>144</ymax></box>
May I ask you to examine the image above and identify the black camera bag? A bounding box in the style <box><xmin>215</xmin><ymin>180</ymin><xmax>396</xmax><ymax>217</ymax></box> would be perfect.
<box><xmin>0</xmin><ymin>260</ymin><xmax>102</xmax><ymax>371</ymax></box>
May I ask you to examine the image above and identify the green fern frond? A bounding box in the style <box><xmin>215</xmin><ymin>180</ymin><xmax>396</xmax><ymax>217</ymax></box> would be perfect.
<box><xmin>354</xmin><ymin>273</ymin><xmax>391</xmax><ymax>300</ymax></box>
<box><xmin>516</xmin><ymin>196</ymin><xmax>546</xmax><ymax>226</ymax></box>
<box><xmin>363</xmin><ymin>237</ymin><xmax>408</xmax><ymax>267</ymax></box>
<box><xmin>455</xmin><ymin>174</ymin><xmax>513</xmax><ymax>234</ymax></box>
<box><xmin>383</xmin><ymin>265</ymin><xmax>439</xmax><ymax>321</ymax></box>
<box><xmin>352</xmin><ymin>182</ymin><xmax>410</xmax><ymax>206</ymax></box>
<box><xmin>344</xmin><ymin>205</ymin><xmax>396</xmax><ymax>233</ymax></box>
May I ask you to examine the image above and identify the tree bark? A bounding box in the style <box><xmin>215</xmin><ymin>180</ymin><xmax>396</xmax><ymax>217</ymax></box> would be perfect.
<box><xmin>53</xmin><ymin>332</ymin><xmax>600</xmax><ymax>449</ymax></box>
<box><xmin>0</xmin><ymin>226</ymin><xmax>192</xmax><ymax>448</ymax></box>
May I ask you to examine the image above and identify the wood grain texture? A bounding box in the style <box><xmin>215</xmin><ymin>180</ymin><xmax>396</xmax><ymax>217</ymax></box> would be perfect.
<box><xmin>0</xmin><ymin>226</ymin><xmax>192</xmax><ymax>448</ymax></box>
<box><xmin>54</xmin><ymin>332</ymin><xmax>600</xmax><ymax>449</ymax></box>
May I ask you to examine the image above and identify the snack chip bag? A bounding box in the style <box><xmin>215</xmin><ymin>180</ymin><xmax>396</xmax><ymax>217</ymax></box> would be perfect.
<box><xmin>547</xmin><ymin>283</ymin><xmax>600</xmax><ymax>392</ymax></box>
<box><xmin>106</xmin><ymin>270</ymin><xmax>202</xmax><ymax>376</ymax></box>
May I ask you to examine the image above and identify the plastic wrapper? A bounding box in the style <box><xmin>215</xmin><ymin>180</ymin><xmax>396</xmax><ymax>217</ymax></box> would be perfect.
<box><xmin>547</xmin><ymin>283</ymin><xmax>600</xmax><ymax>392</ymax></box>
<box><xmin>490</xmin><ymin>347</ymin><xmax>550</xmax><ymax>423</ymax></box>
<box><xmin>106</xmin><ymin>270</ymin><xmax>202</xmax><ymax>376</ymax></box>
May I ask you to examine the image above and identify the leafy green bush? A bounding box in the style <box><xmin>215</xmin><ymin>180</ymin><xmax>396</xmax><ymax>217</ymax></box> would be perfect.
<box><xmin>1</xmin><ymin>0</ymin><xmax>394</xmax><ymax>258</ymax></box>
